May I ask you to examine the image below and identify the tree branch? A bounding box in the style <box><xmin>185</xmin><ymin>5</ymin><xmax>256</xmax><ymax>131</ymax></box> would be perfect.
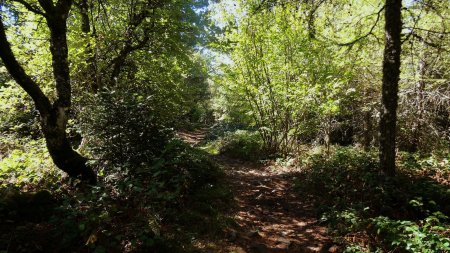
<box><xmin>404</xmin><ymin>27</ymin><xmax>450</xmax><ymax>35</ymax></box>
<box><xmin>11</xmin><ymin>0</ymin><xmax>46</xmax><ymax>16</ymax></box>
<box><xmin>55</xmin><ymin>0</ymin><xmax>72</xmax><ymax>14</ymax></box>
<box><xmin>37</xmin><ymin>0</ymin><xmax>54</xmax><ymax>13</ymax></box>
<box><xmin>0</xmin><ymin>15</ymin><xmax>52</xmax><ymax>114</ymax></box>
<box><xmin>411</xmin><ymin>32</ymin><xmax>446</xmax><ymax>50</ymax></box>
<box><xmin>307</xmin><ymin>0</ymin><xmax>327</xmax><ymax>39</ymax></box>
<box><xmin>338</xmin><ymin>5</ymin><xmax>385</xmax><ymax>46</ymax></box>
<box><xmin>108</xmin><ymin>2</ymin><xmax>157</xmax><ymax>83</ymax></box>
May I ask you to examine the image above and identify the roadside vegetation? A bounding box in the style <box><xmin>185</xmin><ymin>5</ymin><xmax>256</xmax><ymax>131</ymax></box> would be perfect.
<box><xmin>1</xmin><ymin>0</ymin><xmax>449</xmax><ymax>252</ymax></box>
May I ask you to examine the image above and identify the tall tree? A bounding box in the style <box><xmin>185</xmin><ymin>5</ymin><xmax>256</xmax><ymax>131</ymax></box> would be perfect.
<box><xmin>0</xmin><ymin>0</ymin><xmax>97</xmax><ymax>183</ymax></box>
<box><xmin>379</xmin><ymin>0</ymin><xmax>402</xmax><ymax>176</ymax></box>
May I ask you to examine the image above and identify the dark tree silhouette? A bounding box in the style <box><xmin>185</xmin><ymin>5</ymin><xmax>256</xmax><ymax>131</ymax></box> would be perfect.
<box><xmin>379</xmin><ymin>0</ymin><xmax>402</xmax><ymax>176</ymax></box>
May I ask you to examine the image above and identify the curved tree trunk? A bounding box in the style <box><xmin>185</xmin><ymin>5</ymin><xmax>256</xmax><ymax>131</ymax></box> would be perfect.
<box><xmin>0</xmin><ymin>0</ymin><xmax>97</xmax><ymax>184</ymax></box>
<box><xmin>41</xmin><ymin>111</ymin><xmax>97</xmax><ymax>184</ymax></box>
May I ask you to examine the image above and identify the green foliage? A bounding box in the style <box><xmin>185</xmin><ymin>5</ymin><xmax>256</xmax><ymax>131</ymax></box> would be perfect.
<box><xmin>297</xmin><ymin>148</ymin><xmax>449</xmax><ymax>217</ymax></box>
<box><xmin>328</xmin><ymin>211</ymin><xmax>450</xmax><ymax>252</ymax></box>
<box><xmin>204</xmin><ymin>122</ymin><xmax>254</xmax><ymax>141</ymax></box>
<box><xmin>296</xmin><ymin>148</ymin><xmax>450</xmax><ymax>252</ymax></box>
<box><xmin>399</xmin><ymin>152</ymin><xmax>450</xmax><ymax>179</ymax></box>
<box><xmin>373</xmin><ymin>214</ymin><xmax>450</xmax><ymax>252</ymax></box>
<box><xmin>0</xmin><ymin>138</ymin><xmax>229</xmax><ymax>252</ymax></box>
<box><xmin>0</xmin><ymin>139</ymin><xmax>60</xmax><ymax>188</ymax></box>
<box><xmin>0</xmin><ymin>85</ymin><xmax>40</xmax><ymax>137</ymax></box>
<box><xmin>210</xmin><ymin>1</ymin><xmax>362</xmax><ymax>154</ymax></box>
<box><xmin>201</xmin><ymin>128</ymin><xmax>265</xmax><ymax>160</ymax></box>
<box><xmin>148</xmin><ymin>139</ymin><xmax>222</xmax><ymax>201</ymax></box>
<box><xmin>199</xmin><ymin>123</ymin><xmax>266</xmax><ymax>160</ymax></box>
<box><xmin>219</xmin><ymin>130</ymin><xmax>265</xmax><ymax>161</ymax></box>
<box><xmin>0</xmin><ymin>0</ymin><xmax>449</xmax><ymax>252</ymax></box>
<box><xmin>79</xmin><ymin>89</ymin><xmax>174</xmax><ymax>167</ymax></box>
<box><xmin>1</xmin><ymin>0</ymin><xmax>222</xmax><ymax>251</ymax></box>
<box><xmin>210</xmin><ymin>0</ymin><xmax>449</xmax><ymax>155</ymax></box>
<box><xmin>296</xmin><ymin>148</ymin><xmax>380</xmax><ymax>212</ymax></box>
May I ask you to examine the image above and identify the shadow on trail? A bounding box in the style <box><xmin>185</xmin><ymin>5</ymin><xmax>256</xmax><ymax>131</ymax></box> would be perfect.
<box><xmin>176</xmin><ymin>129</ymin><xmax>339</xmax><ymax>253</ymax></box>
<box><xmin>214</xmin><ymin>156</ymin><xmax>339</xmax><ymax>253</ymax></box>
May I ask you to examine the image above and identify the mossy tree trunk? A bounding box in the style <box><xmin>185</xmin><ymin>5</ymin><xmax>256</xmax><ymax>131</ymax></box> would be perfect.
<box><xmin>379</xmin><ymin>0</ymin><xmax>402</xmax><ymax>176</ymax></box>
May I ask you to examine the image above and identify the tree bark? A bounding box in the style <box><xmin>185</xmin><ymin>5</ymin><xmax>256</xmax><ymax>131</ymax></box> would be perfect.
<box><xmin>379</xmin><ymin>0</ymin><xmax>402</xmax><ymax>176</ymax></box>
<box><xmin>78</xmin><ymin>0</ymin><xmax>99</xmax><ymax>92</ymax></box>
<box><xmin>0</xmin><ymin>0</ymin><xmax>97</xmax><ymax>184</ymax></box>
<box><xmin>410</xmin><ymin>53</ymin><xmax>427</xmax><ymax>152</ymax></box>
<box><xmin>363</xmin><ymin>108</ymin><xmax>373</xmax><ymax>151</ymax></box>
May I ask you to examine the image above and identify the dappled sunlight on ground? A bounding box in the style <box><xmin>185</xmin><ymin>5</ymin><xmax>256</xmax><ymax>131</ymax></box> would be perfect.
<box><xmin>176</xmin><ymin>128</ymin><xmax>210</xmax><ymax>146</ymax></box>
<box><xmin>199</xmin><ymin>156</ymin><xmax>340</xmax><ymax>253</ymax></box>
<box><xmin>174</xmin><ymin>129</ymin><xmax>342</xmax><ymax>252</ymax></box>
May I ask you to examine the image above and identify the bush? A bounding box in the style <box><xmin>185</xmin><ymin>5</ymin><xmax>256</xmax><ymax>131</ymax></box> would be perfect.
<box><xmin>295</xmin><ymin>148</ymin><xmax>382</xmax><ymax>213</ymax></box>
<box><xmin>0</xmin><ymin>138</ymin><xmax>227</xmax><ymax>253</ymax></box>
<box><xmin>203</xmin><ymin>122</ymin><xmax>253</xmax><ymax>141</ymax></box>
<box><xmin>79</xmin><ymin>89</ymin><xmax>174</xmax><ymax>167</ymax></box>
<box><xmin>373</xmin><ymin>214</ymin><xmax>450</xmax><ymax>252</ymax></box>
<box><xmin>148</xmin><ymin>139</ymin><xmax>222</xmax><ymax>202</ymax></box>
<box><xmin>295</xmin><ymin>147</ymin><xmax>450</xmax><ymax>252</ymax></box>
<box><xmin>219</xmin><ymin>130</ymin><xmax>265</xmax><ymax>161</ymax></box>
<box><xmin>0</xmin><ymin>139</ymin><xmax>60</xmax><ymax>188</ymax></box>
<box><xmin>0</xmin><ymin>85</ymin><xmax>40</xmax><ymax>138</ymax></box>
<box><xmin>296</xmin><ymin>148</ymin><xmax>449</xmax><ymax>218</ymax></box>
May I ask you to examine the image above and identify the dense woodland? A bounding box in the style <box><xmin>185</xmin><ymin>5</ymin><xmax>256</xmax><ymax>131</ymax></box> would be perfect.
<box><xmin>0</xmin><ymin>0</ymin><xmax>449</xmax><ymax>252</ymax></box>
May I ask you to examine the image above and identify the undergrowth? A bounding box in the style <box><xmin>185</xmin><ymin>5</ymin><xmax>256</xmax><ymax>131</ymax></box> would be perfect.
<box><xmin>201</xmin><ymin>129</ymin><xmax>265</xmax><ymax>161</ymax></box>
<box><xmin>295</xmin><ymin>147</ymin><xmax>450</xmax><ymax>252</ymax></box>
<box><xmin>0</xmin><ymin>137</ymin><xmax>231</xmax><ymax>253</ymax></box>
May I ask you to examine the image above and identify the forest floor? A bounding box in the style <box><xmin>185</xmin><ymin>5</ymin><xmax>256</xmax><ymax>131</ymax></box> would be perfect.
<box><xmin>177</xmin><ymin>130</ymin><xmax>340</xmax><ymax>253</ymax></box>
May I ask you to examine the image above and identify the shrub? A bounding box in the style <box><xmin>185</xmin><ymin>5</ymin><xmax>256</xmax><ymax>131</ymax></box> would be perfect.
<box><xmin>0</xmin><ymin>85</ymin><xmax>40</xmax><ymax>138</ymax></box>
<box><xmin>372</xmin><ymin>214</ymin><xmax>450</xmax><ymax>252</ymax></box>
<box><xmin>204</xmin><ymin>122</ymin><xmax>253</xmax><ymax>141</ymax></box>
<box><xmin>79</xmin><ymin>89</ymin><xmax>174</xmax><ymax>167</ymax></box>
<box><xmin>296</xmin><ymin>147</ymin><xmax>450</xmax><ymax>252</ymax></box>
<box><xmin>0</xmin><ymin>139</ymin><xmax>60</xmax><ymax>188</ymax></box>
<box><xmin>148</xmin><ymin>139</ymin><xmax>222</xmax><ymax>202</ymax></box>
<box><xmin>219</xmin><ymin>130</ymin><xmax>264</xmax><ymax>161</ymax></box>
<box><xmin>296</xmin><ymin>148</ymin><xmax>449</xmax><ymax>218</ymax></box>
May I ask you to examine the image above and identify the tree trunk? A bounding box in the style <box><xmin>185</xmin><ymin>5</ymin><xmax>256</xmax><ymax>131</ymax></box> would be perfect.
<box><xmin>363</xmin><ymin>108</ymin><xmax>373</xmax><ymax>151</ymax></box>
<box><xmin>0</xmin><ymin>1</ymin><xmax>97</xmax><ymax>184</ymax></box>
<box><xmin>45</xmin><ymin>2</ymin><xmax>97</xmax><ymax>183</ymax></box>
<box><xmin>411</xmin><ymin>54</ymin><xmax>427</xmax><ymax>152</ymax></box>
<box><xmin>41</xmin><ymin>111</ymin><xmax>97</xmax><ymax>184</ymax></box>
<box><xmin>379</xmin><ymin>0</ymin><xmax>402</xmax><ymax>176</ymax></box>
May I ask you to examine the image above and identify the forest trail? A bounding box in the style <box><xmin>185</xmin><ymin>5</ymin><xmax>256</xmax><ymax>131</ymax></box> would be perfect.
<box><xmin>176</xmin><ymin>128</ymin><xmax>210</xmax><ymax>146</ymax></box>
<box><xmin>178</xmin><ymin>130</ymin><xmax>340</xmax><ymax>253</ymax></box>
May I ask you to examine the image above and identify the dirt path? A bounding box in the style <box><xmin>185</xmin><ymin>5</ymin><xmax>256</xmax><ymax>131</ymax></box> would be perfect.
<box><xmin>214</xmin><ymin>156</ymin><xmax>339</xmax><ymax>253</ymax></box>
<box><xmin>176</xmin><ymin>128</ymin><xmax>210</xmax><ymax>146</ymax></box>
<box><xmin>178</xmin><ymin>130</ymin><xmax>339</xmax><ymax>253</ymax></box>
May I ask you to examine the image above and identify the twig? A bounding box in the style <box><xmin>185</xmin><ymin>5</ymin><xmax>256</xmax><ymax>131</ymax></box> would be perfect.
<box><xmin>338</xmin><ymin>5</ymin><xmax>385</xmax><ymax>46</ymax></box>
